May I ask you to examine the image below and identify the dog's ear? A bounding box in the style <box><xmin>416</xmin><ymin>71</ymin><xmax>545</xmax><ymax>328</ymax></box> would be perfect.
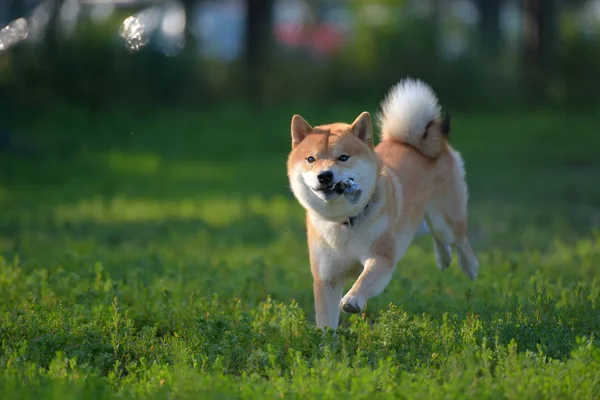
<box><xmin>350</xmin><ymin>111</ymin><xmax>373</xmax><ymax>147</ymax></box>
<box><xmin>440</xmin><ymin>112</ymin><xmax>451</xmax><ymax>136</ymax></box>
<box><xmin>291</xmin><ymin>114</ymin><xmax>312</xmax><ymax>148</ymax></box>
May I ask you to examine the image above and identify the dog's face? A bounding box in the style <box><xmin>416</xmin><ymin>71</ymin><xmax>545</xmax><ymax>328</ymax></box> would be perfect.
<box><xmin>287</xmin><ymin>112</ymin><xmax>380</xmax><ymax>221</ymax></box>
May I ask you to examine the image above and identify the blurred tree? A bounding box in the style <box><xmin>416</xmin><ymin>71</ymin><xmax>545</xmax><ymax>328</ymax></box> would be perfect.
<box><xmin>523</xmin><ymin>0</ymin><xmax>558</xmax><ymax>98</ymax></box>
<box><xmin>475</xmin><ymin>0</ymin><xmax>502</xmax><ymax>57</ymax></box>
<box><xmin>181</xmin><ymin>0</ymin><xmax>199</xmax><ymax>50</ymax></box>
<box><xmin>244</xmin><ymin>0</ymin><xmax>274</xmax><ymax>108</ymax></box>
<box><xmin>523</xmin><ymin>0</ymin><xmax>558</xmax><ymax>63</ymax></box>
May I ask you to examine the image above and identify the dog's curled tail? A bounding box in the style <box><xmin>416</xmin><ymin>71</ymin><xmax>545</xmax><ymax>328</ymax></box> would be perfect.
<box><xmin>377</xmin><ymin>78</ymin><xmax>450</xmax><ymax>158</ymax></box>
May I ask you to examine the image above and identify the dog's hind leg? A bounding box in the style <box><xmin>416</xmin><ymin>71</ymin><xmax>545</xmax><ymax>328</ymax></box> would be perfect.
<box><xmin>454</xmin><ymin>236</ymin><xmax>478</xmax><ymax>280</ymax></box>
<box><xmin>433</xmin><ymin>237</ymin><xmax>452</xmax><ymax>271</ymax></box>
<box><xmin>425</xmin><ymin>212</ymin><xmax>453</xmax><ymax>271</ymax></box>
<box><xmin>426</xmin><ymin>208</ymin><xmax>477</xmax><ymax>280</ymax></box>
<box><xmin>414</xmin><ymin>218</ymin><xmax>452</xmax><ymax>271</ymax></box>
<box><xmin>426</xmin><ymin>150</ymin><xmax>478</xmax><ymax>280</ymax></box>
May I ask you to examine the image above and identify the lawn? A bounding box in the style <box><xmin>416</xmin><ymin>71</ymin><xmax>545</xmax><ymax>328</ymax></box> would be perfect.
<box><xmin>0</xmin><ymin>106</ymin><xmax>599</xmax><ymax>399</ymax></box>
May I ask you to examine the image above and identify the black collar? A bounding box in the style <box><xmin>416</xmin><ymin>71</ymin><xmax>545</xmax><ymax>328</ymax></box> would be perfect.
<box><xmin>342</xmin><ymin>203</ymin><xmax>370</xmax><ymax>227</ymax></box>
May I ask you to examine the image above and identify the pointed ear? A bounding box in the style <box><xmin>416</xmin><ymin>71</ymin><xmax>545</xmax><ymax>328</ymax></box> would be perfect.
<box><xmin>350</xmin><ymin>111</ymin><xmax>373</xmax><ymax>147</ymax></box>
<box><xmin>440</xmin><ymin>112</ymin><xmax>451</xmax><ymax>136</ymax></box>
<box><xmin>291</xmin><ymin>114</ymin><xmax>312</xmax><ymax>148</ymax></box>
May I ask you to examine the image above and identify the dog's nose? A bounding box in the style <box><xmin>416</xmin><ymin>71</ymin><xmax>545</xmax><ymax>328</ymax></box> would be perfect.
<box><xmin>317</xmin><ymin>171</ymin><xmax>334</xmax><ymax>184</ymax></box>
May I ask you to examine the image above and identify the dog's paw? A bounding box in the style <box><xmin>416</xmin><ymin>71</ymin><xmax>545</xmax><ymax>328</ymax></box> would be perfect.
<box><xmin>457</xmin><ymin>246</ymin><xmax>479</xmax><ymax>281</ymax></box>
<box><xmin>340</xmin><ymin>292</ymin><xmax>366</xmax><ymax>314</ymax></box>
<box><xmin>459</xmin><ymin>254</ymin><xmax>479</xmax><ymax>281</ymax></box>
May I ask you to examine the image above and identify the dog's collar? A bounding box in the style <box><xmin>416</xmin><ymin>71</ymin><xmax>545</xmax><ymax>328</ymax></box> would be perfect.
<box><xmin>342</xmin><ymin>202</ymin><xmax>370</xmax><ymax>227</ymax></box>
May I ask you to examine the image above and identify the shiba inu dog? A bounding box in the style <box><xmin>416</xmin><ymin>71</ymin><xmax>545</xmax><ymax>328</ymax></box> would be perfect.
<box><xmin>286</xmin><ymin>78</ymin><xmax>479</xmax><ymax>329</ymax></box>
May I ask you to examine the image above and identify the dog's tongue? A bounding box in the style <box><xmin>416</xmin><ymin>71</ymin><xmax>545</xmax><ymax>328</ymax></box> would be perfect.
<box><xmin>334</xmin><ymin>179</ymin><xmax>362</xmax><ymax>204</ymax></box>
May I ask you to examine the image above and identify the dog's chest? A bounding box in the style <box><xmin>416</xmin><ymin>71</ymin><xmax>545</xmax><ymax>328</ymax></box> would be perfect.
<box><xmin>312</xmin><ymin>215</ymin><xmax>389</xmax><ymax>260</ymax></box>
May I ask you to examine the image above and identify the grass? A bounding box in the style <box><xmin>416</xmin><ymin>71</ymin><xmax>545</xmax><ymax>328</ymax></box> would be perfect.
<box><xmin>1</xmin><ymin>105</ymin><xmax>599</xmax><ymax>399</ymax></box>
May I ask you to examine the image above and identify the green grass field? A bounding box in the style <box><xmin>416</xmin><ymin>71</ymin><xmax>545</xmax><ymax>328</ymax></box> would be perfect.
<box><xmin>1</xmin><ymin>106</ymin><xmax>599</xmax><ymax>399</ymax></box>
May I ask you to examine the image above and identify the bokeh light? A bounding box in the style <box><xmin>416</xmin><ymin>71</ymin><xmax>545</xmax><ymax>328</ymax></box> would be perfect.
<box><xmin>89</xmin><ymin>3</ymin><xmax>116</xmax><ymax>24</ymax></box>
<box><xmin>119</xmin><ymin>7</ymin><xmax>160</xmax><ymax>53</ymax></box>
<box><xmin>119</xmin><ymin>2</ymin><xmax>186</xmax><ymax>56</ymax></box>
<box><xmin>0</xmin><ymin>18</ymin><xmax>28</xmax><ymax>52</ymax></box>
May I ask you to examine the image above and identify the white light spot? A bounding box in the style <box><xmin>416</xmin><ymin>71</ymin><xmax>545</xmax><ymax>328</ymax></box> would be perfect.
<box><xmin>60</xmin><ymin>0</ymin><xmax>80</xmax><ymax>22</ymax></box>
<box><xmin>452</xmin><ymin>0</ymin><xmax>479</xmax><ymax>26</ymax></box>
<box><xmin>0</xmin><ymin>18</ymin><xmax>29</xmax><ymax>51</ymax></box>
<box><xmin>59</xmin><ymin>0</ymin><xmax>80</xmax><ymax>38</ymax></box>
<box><xmin>27</xmin><ymin>1</ymin><xmax>51</xmax><ymax>44</ymax></box>
<box><xmin>90</xmin><ymin>4</ymin><xmax>115</xmax><ymax>24</ymax></box>
<box><xmin>161</xmin><ymin>5</ymin><xmax>186</xmax><ymax>37</ymax></box>
<box><xmin>119</xmin><ymin>7</ymin><xmax>161</xmax><ymax>52</ymax></box>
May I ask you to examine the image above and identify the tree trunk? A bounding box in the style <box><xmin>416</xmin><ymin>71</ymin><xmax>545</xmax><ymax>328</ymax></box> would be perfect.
<box><xmin>180</xmin><ymin>0</ymin><xmax>198</xmax><ymax>50</ymax></box>
<box><xmin>244</xmin><ymin>0</ymin><xmax>274</xmax><ymax>109</ymax></box>
<box><xmin>522</xmin><ymin>0</ymin><xmax>557</xmax><ymax>98</ymax></box>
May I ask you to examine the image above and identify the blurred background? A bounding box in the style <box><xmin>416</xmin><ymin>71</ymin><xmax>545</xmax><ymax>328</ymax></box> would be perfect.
<box><xmin>1</xmin><ymin>0</ymin><xmax>599</xmax><ymax>113</ymax></box>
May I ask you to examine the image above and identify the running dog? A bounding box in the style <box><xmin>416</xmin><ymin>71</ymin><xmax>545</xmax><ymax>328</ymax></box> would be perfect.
<box><xmin>286</xmin><ymin>78</ymin><xmax>479</xmax><ymax>329</ymax></box>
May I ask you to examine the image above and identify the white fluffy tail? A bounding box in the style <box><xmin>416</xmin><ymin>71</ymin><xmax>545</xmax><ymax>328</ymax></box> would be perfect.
<box><xmin>377</xmin><ymin>78</ymin><xmax>442</xmax><ymax>146</ymax></box>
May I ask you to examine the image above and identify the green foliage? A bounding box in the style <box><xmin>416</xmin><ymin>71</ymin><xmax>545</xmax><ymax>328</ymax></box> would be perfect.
<box><xmin>2</xmin><ymin>3</ymin><xmax>600</xmax><ymax>111</ymax></box>
<box><xmin>1</xmin><ymin>107</ymin><xmax>600</xmax><ymax>398</ymax></box>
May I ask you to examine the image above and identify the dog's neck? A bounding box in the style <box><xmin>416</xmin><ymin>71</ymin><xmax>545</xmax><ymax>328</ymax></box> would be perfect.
<box><xmin>339</xmin><ymin>169</ymin><xmax>390</xmax><ymax>226</ymax></box>
<box><xmin>341</xmin><ymin>201</ymin><xmax>371</xmax><ymax>227</ymax></box>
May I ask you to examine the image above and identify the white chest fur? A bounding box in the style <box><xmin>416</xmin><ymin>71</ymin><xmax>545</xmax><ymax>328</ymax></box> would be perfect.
<box><xmin>308</xmin><ymin>209</ymin><xmax>390</xmax><ymax>281</ymax></box>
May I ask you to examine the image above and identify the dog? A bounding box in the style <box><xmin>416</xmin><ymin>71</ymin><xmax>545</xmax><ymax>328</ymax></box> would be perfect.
<box><xmin>286</xmin><ymin>78</ymin><xmax>479</xmax><ymax>329</ymax></box>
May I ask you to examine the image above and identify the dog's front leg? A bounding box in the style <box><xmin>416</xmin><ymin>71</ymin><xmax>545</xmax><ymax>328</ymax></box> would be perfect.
<box><xmin>313</xmin><ymin>279</ymin><xmax>344</xmax><ymax>329</ymax></box>
<box><xmin>339</xmin><ymin>255</ymin><xmax>394</xmax><ymax>314</ymax></box>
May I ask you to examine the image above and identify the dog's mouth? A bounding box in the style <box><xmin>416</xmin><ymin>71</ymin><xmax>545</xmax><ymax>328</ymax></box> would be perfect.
<box><xmin>314</xmin><ymin>184</ymin><xmax>335</xmax><ymax>193</ymax></box>
<box><xmin>313</xmin><ymin>185</ymin><xmax>337</xmax><ymax>198</ymax></box>
<box><xmin>311</xmin><ymin>179</ymin><xmax>353</xmax><ymax>201</ymax></box>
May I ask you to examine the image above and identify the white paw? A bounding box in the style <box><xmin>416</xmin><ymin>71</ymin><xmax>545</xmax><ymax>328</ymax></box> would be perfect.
<box><xmin>340</xmin><ymin>292</ymin><xmax>366</xmax><ymax>314</ymax></box>
<box><xmin>458</xmin><ymin>251</ymin><xmax>479</xmax><ymax>281</ymax></box>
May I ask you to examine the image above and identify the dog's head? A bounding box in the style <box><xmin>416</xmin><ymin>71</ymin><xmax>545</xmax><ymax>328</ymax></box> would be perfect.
<box><xmin>286</xmin><ymin>112</ymin><xmax>380</xmax><ymax>221</ymax></box>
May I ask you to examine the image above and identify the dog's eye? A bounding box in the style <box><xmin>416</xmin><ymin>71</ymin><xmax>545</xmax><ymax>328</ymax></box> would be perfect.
<box><xmin>307</xmin><ymin>156</ymin><xmax>316</xmax><ymax>163</ymax></box>
<box><xmin>338</xmin><ymin>155</ymin><xmax>349</xmax><ymax>162</ymax></box>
